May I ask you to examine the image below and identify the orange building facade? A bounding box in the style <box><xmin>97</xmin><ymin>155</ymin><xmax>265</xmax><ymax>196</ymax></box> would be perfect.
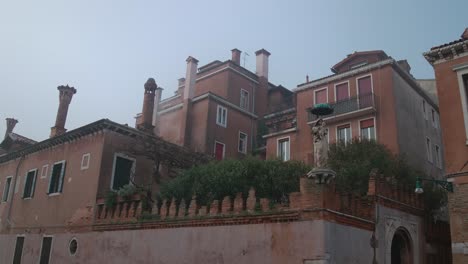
<box><xmin>264</xmin><ymin>51</ymin><xmax>444</xmax><ymax>179</ymax></box>
<box><xmin>424</xmin><ymin>28</ymin><xmax>468</xmax><ymax>263</ymax></box>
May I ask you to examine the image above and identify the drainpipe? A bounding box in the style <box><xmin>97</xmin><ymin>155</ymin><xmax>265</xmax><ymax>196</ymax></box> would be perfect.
<box><xmin>5</xmin><ymin>155</ymin><xmax>25</xmax><ymax>230</ymax></box>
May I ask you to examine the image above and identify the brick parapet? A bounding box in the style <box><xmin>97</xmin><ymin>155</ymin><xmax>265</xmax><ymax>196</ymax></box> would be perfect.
<box><xmin>93</xmin><ymin>175</ymin><xmax>425</xmax><ymax>232</ymax></box>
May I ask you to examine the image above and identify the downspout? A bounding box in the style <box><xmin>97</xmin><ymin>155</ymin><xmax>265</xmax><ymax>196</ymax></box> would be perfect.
<box><xmin>251</xmin><ymin>83</ymin><xmax>256</xmax><ymax>152</ymax></box>
<box><xmin>5</xmin><ymin>154</ymin><xmax>25</xmax><ymax>230</ymax></box>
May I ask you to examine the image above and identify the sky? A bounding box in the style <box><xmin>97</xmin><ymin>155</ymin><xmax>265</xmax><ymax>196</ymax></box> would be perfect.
<box><xmin>0</xmin><ymin>0</ymin><xmax>467</xmax><ymax>141</ymax></box>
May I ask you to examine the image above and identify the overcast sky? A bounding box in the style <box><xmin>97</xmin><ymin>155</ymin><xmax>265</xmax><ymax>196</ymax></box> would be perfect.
<box><xmin>0</xmin><ymin>0</ymin><xmax>466</xmax><ymax>141</ymax></box>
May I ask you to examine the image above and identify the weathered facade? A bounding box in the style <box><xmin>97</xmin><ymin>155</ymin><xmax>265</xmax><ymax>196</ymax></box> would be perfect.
<box><xmin>264</xmin><ymin>51</ymin><xmax>445</xmax><ymax>179</ymax></box>
<box><xmin>137</xmin><ymin>49</ymin><xmax>292</xmax><ymax>160</ymax></box>
<box><xmin>424</xmin><ymin>28</ymin><xmax>468</xmax><ymax>263</ymax></box>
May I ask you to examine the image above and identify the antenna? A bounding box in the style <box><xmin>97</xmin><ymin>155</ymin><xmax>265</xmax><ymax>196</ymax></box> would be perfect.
<box><xmin>243</xmin><ymin>52</ymin><xmax>250</xmax><ymax>67</ymax></box>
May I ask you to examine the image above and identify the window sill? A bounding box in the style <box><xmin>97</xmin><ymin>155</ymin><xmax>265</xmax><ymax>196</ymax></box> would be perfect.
<box><xmin>23</xmin><ymin>197</ymin><xmax>32</xmax><ymax>200</ymax></box>
<box><xmin>216</xmin><ymin>123</ymin><xmax>227</xmax><ymax>128</ymax></box>
<box><xmin>48</xmin><ymin>192</ymin><xmax>61</xmax><ymax>197</ymax></box>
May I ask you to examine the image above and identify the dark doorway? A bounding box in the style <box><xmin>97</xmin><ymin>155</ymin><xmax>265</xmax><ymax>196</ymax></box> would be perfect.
<box><xmin>391</xmin><ymin>229</ymin><xmax>413</xmax><ymax>264</ymax></box>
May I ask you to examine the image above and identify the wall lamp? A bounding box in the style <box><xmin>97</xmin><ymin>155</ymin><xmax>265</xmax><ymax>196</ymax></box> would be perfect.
<box><xmin>414</xmin><ymin>177</ymin><xmax>454</xmax><ymax>194</ymax></box>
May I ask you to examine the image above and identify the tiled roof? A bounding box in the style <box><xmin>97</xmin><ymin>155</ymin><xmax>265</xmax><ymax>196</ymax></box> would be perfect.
<box><xmin>8</xmin><ymin>133</ymin><xmax>37</xmax><ymax>145</ymax></box>
<box><xmin>430</xmin><ymin>28</ymin><xmax>468</xmax><ymax>50</ymax></box>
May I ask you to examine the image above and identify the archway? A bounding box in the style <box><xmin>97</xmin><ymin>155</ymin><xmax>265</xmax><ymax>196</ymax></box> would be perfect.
<box><xmin>391</xmin><ymin>228</ymin><xmax>413</xmax><ymax>264</ymax></box>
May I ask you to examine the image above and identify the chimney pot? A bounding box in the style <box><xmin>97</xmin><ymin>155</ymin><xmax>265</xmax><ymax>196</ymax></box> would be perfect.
<box><xmin>4</xmin><ymin>118</ymin><xmax>18</xmax><ymax>139</ymax></box>
<box><xmin>50</xmin><ymin>85</ymin><xmax>76</xmax><ymax>138</ymax></box>
<box><xmin>231</xmin><ymin>49</ymin><xmax>241</xmax><ymax>65</ymax></box>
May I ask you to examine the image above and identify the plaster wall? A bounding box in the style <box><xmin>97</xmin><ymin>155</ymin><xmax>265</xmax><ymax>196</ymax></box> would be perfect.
<box><xmin>0</xmin><ymin>133</ymin><xmax>105</xmax><ymax>234</ymax></box>
<box><xmin>392</xmin><ymin>71</ymin><xmax>444</xmax><ymax>178</ymax></box>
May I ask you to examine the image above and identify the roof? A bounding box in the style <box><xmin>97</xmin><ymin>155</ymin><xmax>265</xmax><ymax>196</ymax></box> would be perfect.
<box><xmin>331</xmin><ymin>50</ymin><xmax>388</xmax><ymax>73</ymax></box>
<box><xmin>430</xmin><ymin>28</ymin><xmax>468</xmax><ymax>50</ymax></box>
<box><xmin>8</xmin><ymin>133</ymin><xmax>37</xmax><ymax>145</ymax></box>
<box><xmin>0</xmin><ymin>119</ymin><xmax>209</xmax><ymax>167</ymax></box>
<box><xmin>0</xmin><ymin>132</ymin><xmax>37</xmax><ymax>155</ymax></box>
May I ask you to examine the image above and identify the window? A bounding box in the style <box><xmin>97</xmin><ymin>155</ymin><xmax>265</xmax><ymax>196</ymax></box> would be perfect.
<box><xmin>435</xmin><ymin>145</ymin><xmax>442</xmax><ymax>168</ymax></box>
<box><xmin>357</xmin><ymin>76</ymin><xmax>372</xmax><ymax>108</ymax></box>
<box><xmin>431</xmin><ymin>109</ymin><xmax>438</xmax><ymax>128</ymax></box>
<box><xmin>111</xmin><ymin>154</ymin><xmax>135</xmax><ymax>191</ymax></box>
<box><xmin>40</xmin><ymin>165</ymin><xmax>49</xmax><ymax>179</ymax></box>
<box><xmin>2</xmin><ymin>176</ymin><xmax>12</xmax><ymax>202</ymax></box>
<box><xmin>335</xmin><ymin>82</ymin><xmax>349</xmax><ymax>102</ymax></box>
<box><xmin>48</xmin><ymin>161</ymin><xmax>66</xmax><ymax>194</ymax></box>
<box><xmin>422</xmin><ymin>100</ymin><xmax>428</xmax><ymax>120</ymax></box>
<box><xmin>337</xmin><ymin>124</ymin><xmax>351</xmax><ymax>144</ymax></box>
<box><xmin>426</xmin><ymin>138</ymin><xmax>432</xmax><ymax>162</ymax></box>
<box><xmin>23</xmin><ymin>169</ymin><xmax>37</xmax><ymax>199</ymax></box>
<box><xmin>360</xmin><ymin>118</ymin><xmax>375</xmax><ymax>140</ymax></box>
<box><xmin>214</xmin><ymin>142</ymin><xmax>225</xmax><ymax>160</ymax></box>
<box><xmin>238</xmin><ymin>132</ymin><xmax>247</xmax><ymax>154</ymax></box>
<box><xmin>81</xmin><ymin>153</ymin><xmax>90</xmax><ymax>170</ymax></box>
<box><xmin>314</xmin><ymin>88</ymin><xmax>328</xmax><ymax>105</ymax></box>
<box><xmin>277</xmin><ymin>137</ymin><xmax>290</xmax><ymax>161</ymax></box>
<box><xmin>240</xmin><ymin>89</ymin><xmax>249</xmax><ymax>109</ymax></box>
<box><xmin>454</xmin><ymin>67</ymin><xmax>468</xmax><ymax>142</ymax></box>
<box><xmin>216</xmin><ymin>105</ymin><xmax>227</xmax><ymax>127</ymax></box>
<box><xmin>39</xmin><ymin>236</ymin><xmax>53</xmax><ymax>264</ymax></box>
<box><xmin>13</xmin><ymin>236</ymin><xmax>25</xmax><ymax>264</ymax></box>
<box><xmin>69</xmin><ymin>238</ymin><xmax>78</xmax><ymax>256</ymax></box>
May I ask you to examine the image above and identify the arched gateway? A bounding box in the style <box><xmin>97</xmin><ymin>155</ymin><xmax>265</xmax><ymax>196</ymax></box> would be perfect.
<box><xmin>391</xmin><ymin>228</ymin><xmax>413</xmax><ymax>264</ymax></box>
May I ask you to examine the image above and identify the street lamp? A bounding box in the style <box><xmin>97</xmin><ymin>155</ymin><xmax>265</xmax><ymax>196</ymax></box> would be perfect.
<box><xmin>414</xmin><ymin>177</ymin><xmax>454</xmax><ymax>194</ymax></box>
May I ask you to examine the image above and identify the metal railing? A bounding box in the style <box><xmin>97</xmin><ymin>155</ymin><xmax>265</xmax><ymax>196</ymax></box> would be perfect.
<box><xmin>308</xmin><ymin>93</ymin><xmax>375</xmax><ymax>122</ymax></box>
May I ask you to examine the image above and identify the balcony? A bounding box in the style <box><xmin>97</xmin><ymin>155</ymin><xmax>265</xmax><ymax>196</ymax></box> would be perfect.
<box><xmin>307</xmin><ymin>93</ymin><xmax>376</xmax><ymax>124</ymax></box>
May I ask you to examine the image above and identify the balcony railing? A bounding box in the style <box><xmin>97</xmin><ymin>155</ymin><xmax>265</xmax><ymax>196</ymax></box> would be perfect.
<box><xmin>308</xmin><ymin>93</ymin><xmax>376</xmax><ymax>123</ymax></box>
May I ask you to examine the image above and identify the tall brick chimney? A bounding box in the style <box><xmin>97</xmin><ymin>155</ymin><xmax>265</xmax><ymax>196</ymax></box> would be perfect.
<box><xmin>179</xmin><ymin>56</ymin><xmax>198</xmax><ymax>147</ymax></box>
<box><xmin>152</xmin><ymin>84</ymin><xmax>163</xmax><ymax>133</ymax></box>
<box><xmin>4</xmin><ymin>118</ymin><xmax>18</xmax><ymax>140</ymax></box>
<box><xmin>50</xmin><ymin>85</ymin><xmax>76</xmax><ymax>138</ymax></box>
<box><xmin>184</xmin><ymin>56</ymin><xmax>198</xmax><ymax>100</ymax></box>
<box><xmin>255</xmin><ymin>49</ymin><xmax>270</xmax><ymax>79</ymax></box>
<box><xmin>138</xmin><ymin>78</ymin><xmax>157</xmax><ymax>132</ymax></box>
<box><xmin>255</xmin><ymin>49</ymin><xmax>271</xmax><ymax>117</ymax></box>
<box><xmin>231</xmin><ymin>49</ymin><xmax>241</xmax><ymax>65</ymax></box>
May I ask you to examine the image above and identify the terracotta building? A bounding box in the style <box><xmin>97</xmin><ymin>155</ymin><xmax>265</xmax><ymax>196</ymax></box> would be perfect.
<box><xmin>136</xmin><ymin>49</ymin><xmax>292</xmax><ymax>160</ymax></box>
<box><xmin>264</xmin><ymin>50</ymin><xmax>445</xmax><ymax>179</ymax></box>
<box><xmin>0</xmin><ymin>82</ymin><xmax>206</xmax><ymax>264</ymax></box>
<box><xmin>424</xmin><ymin>28</ymin><xmax>468</xmax><ymax>263</ymax></box>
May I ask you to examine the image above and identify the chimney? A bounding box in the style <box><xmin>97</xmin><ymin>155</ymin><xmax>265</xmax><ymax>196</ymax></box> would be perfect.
<box><xmin>4</xmin><ymin>118</ymin><xmax>18</xmax><ymax>139</ymax></box>
<box><xmin>461</xmin><ymin>28</ymin><xmax>468</xmax><ymax>40</ymax></box>
<box><xmin>178</xmin><ymin>78</ymin><xmax>186</xmax><ymax>87</ymax></box>
<box><xmin>397</xmin><ymin>60</ymin><xmax>412</xmax><ymax>75</ymax></box>
<box><xmin>50</xmin><ymin>85</ymin><xmax>76</xmax><ymax>138</ymax></box>
<box><xmin>255</xmin><ymin>49</ymin><xmax>271</xmax><ymax>79</ymax></box>
<box><xmin>152</xmin><ymin>85</ymin><xmax>164</xmax><ymax>129</ymax></box>
<box><xmin>184</xmin><ymin>56</ymin><xmax>198</xmax><ymax>100</ymax></box>
<box><xmin>306</xmin><ymin>75</ymin><xmax>309</xmax><ymax>83</ymax></box>
<box><xmin>138</xmin><ymin>78</ymin><xmax>157</xmax><ymax>132</ymax></box>
<box><xmin>231</xmin><ymin>49</ymin><xmax>241</xmax><ymax>65</ymax></box>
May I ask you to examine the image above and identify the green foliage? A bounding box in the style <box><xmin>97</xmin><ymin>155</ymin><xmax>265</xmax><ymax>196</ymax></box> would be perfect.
<box><xmin>117</xmin><ymin>184</ymin><xmax>138</xmax><ymax>200</ymax></box>
<box><xmin>327</xmin><ymin>139</ymin><xmax>447</xmax><ymax>213</ymax></box>
<box><xmin>104</xmin><ymin>191</ymin><xmax>117</xmax><ymax>208</ymax></box>
<box><xmin>160</xmin><ymin>156</ymin><xmax>310</xmax><ymax>207</ymax></box>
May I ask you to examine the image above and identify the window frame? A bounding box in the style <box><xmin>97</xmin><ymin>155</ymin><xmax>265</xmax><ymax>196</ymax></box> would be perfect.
<box><xmin>336</xmin><ymin>122</ymin><xmax>352</xmax><ymax>145</ymax></box>
<box><xmin>334</xmin><ymin>80</ymin><xmax>350</xmax><ymax>102</ymax></box>
<box><xmin>22</xmin><ymin>168</ymin><xmax>38</xmax><ymax>199</ymax></box>
<box><xmin>422</xmin><ymin>100</ymin><xmax>428</xmax><ymax>120</ymax></box>
<box><xmin>39</xmin><ymin>235</ymin><xmax>54</xmax><ymax>264</ymax></box>
<box><xmin>358</xmin><ymin>117</ymin><xmax>377</xmax><ymax>141</ymax></box>
<box><xmin>426</xmin><ymin>137</ymin><xmax>433</xmax><ymax>163</ymax></box>
<box><xmin>454</xmin><ymin>66</ymin><xmax>468</xmax><ymax>144</ymax></box>
<box><xmin>110</xmin><ymin>153</ymin><xmax>136</xmax><ymax>191</ymax></box>
<box><xmin>240</xmin><ymin>89</ymin><xmax>249</xmax><ymax>110</ymax></box>
<box><xmin>47</xmin><ymin>160</ymin><xmax>66</xmax><ymax>196</ymax></box>
<box><xmin>313</xmin><ymin>87</ymin><xmax>328</xmax><ymax>105</ymax></box>
<box><xmin>435</xmin><ymin>144</ymin><xmax>442</xmax><ymax>169</ymax></box>
<box><xmin>81</xmin><ymin>153</ymin><xmax>91</xmax><ymax>170</ymax></box>
<box><xmin>40</xmin><ymin>164</ymin><xmax>49</xmax><ymax>179</ymax></box>
<box><xmin>238</xmin><ymin>131</ymin><xmax>248</xmax><ymax>154</ymax></box>
<box><xmin>13</xmin><ymin>235</ymin><xmax>25</xmax><ymax>264</ymax></box>
<box><xmin>2</xmin><ymin>176</ymin><xmax>13</xmax><ymax>202</ymax></box>
<box><xmin>214</xmin><ymin>141</ymin><xmax>226</xmax><ymax>160</ymax></box>
<box><xmin>277</xmin><ymin>136</ymin><xmax>291</xmax><ymax>161</ymax></box>
<box><xmin>216</xmin><ymin>105</ymin><xmax>228</xmax><ymax>128</ymax></box>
